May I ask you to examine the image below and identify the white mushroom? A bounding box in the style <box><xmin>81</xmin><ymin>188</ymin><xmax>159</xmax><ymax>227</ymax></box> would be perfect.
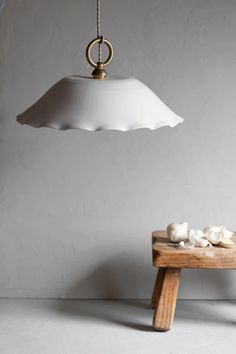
<box><xmin>204</xmin><ymin>225</ymin><xmax>223</xmax><ymax>245</ymax></box>
<box><xmin>168</xmin><ymin>223</ymin><xmax>234</xmax><ymax>249</ymax></box>
<box><xmin>220</xmin><ymin>238</ymin><xmax>234</xmax><ymax>248</ymax></box>
<box><xmin>221</xmin><ymin>226</ymin><xmax>234</xmax><ymax>240</ymax></box>
<box><xmin>167</xmin><ymin>222</ymin><xmax>188</xmax><ymax>243</ymax></box>
<box><xmin>179</xmin><ymin>240</ymin><xmax>195</xmax><ymax>250</ymax></box>
<box><xmin>204</xmin><ymin>225</ymin><xmax>234</xmax><ymax>246</ymax></box>
<box><xmin>188</xmin><ymin>229</ymin><xmax>211</xmax><ymax>248</ymax></box>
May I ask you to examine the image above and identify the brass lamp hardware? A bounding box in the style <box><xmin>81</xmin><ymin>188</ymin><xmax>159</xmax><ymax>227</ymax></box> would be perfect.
<box><xmin>86</xmin><ymin>37</ymin><xmax>114</xmax><ymax>79</ymax></box>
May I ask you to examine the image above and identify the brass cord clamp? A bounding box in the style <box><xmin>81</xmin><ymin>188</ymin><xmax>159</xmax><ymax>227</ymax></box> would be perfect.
<box><xmin>86</xmin><ymin>36</ymin><xmax>114</xmax><ymax>79</ymax></box>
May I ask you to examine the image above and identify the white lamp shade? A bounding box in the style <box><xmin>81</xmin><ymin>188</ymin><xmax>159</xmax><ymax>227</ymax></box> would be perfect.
<box><xmin>17</xmin><ymin>76</ymin><xmax>183</xmax><ymax>131</ymax></box>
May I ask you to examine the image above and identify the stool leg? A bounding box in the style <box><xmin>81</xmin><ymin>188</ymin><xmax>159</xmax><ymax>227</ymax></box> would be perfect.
<box><xmin>151</xmin><ymin>268</ymin><xmax>165</xmax><ymax>309</ymax></box>
<box><xmin>153</xmin><ymin>267</ymin><xmax>181</xmax><ymax>331</ymax></box>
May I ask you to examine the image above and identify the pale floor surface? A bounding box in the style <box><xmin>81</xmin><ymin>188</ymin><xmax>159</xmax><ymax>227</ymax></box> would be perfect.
<box><xmin>0</xmin><ymin>299</ymin><xmax>235</xmax><ymax>354</ymax></box>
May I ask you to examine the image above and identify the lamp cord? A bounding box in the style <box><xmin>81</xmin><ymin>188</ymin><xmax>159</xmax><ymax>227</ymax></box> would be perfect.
<box><xmin>97</xmin><ymin>0</ymin><xmax>102</xmax><ymax>62</ymax></box>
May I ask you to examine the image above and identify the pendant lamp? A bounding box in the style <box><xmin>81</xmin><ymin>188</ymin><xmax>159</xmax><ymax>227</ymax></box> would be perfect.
<box><xmin>16</xmin><ymin>1</ymin><xmax>183</xmax><ymax>131</ymax></box>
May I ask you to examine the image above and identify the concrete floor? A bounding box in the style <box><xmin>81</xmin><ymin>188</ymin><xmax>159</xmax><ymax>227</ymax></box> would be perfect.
<box><xmin>0</xmin><ymin>300</ymin><xmax>235</xmax><ymax>354</ymax></box>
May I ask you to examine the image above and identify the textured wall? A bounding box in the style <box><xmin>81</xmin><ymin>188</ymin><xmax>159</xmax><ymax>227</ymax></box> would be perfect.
<box><xmin>1</xmin><ymin>0</ymin><xmax>236</xmax><ymax>299</ymax></box>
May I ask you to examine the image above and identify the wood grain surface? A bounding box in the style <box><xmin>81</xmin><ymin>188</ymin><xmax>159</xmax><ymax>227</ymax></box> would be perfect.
<box><xmin>152</xmin><ymin>268</ymin><xmax>181</xmax><ymax>331</ymax></box>
<box><xmin>151</xmin><ymin>268</ymin><xmax>165</xmax><ymax>309</ymax></box>
<box><xmin>152</xmin><ymin>230</ymin><xmax>236</xmax><ymax>269</ymax></box>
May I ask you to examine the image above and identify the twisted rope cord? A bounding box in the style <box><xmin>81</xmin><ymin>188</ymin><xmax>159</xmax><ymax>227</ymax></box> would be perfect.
<box><xmin>97</xmin><ymin>0</ymin><xmax>102</xmax><ymax>62</ymax></box>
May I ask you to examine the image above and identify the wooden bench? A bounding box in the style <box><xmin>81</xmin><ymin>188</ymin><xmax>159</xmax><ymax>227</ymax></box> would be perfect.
<box><xmin>151</xmin><ymin>230</ymin><xmax>236</xmax><ymax>331</ymax></box>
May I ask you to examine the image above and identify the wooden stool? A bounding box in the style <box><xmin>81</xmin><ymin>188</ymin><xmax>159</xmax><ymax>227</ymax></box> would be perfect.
<box><xmin>151</xmin><ymin>230</ymin><xmax>236</xmax><ymax>331</ymax></box>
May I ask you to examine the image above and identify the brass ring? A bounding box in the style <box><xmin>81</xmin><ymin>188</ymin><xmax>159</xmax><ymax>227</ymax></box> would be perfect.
<box><xmin>86</xmin><ymin>37</ymin><xmax>114</xmax><ymax>68</ymax></box>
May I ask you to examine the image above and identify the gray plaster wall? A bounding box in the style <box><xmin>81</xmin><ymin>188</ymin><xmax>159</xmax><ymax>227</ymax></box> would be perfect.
<box><xmin>0</xmin><ymin>0</ymin><xmax>236</xmax><ymax>299</ymax></box>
